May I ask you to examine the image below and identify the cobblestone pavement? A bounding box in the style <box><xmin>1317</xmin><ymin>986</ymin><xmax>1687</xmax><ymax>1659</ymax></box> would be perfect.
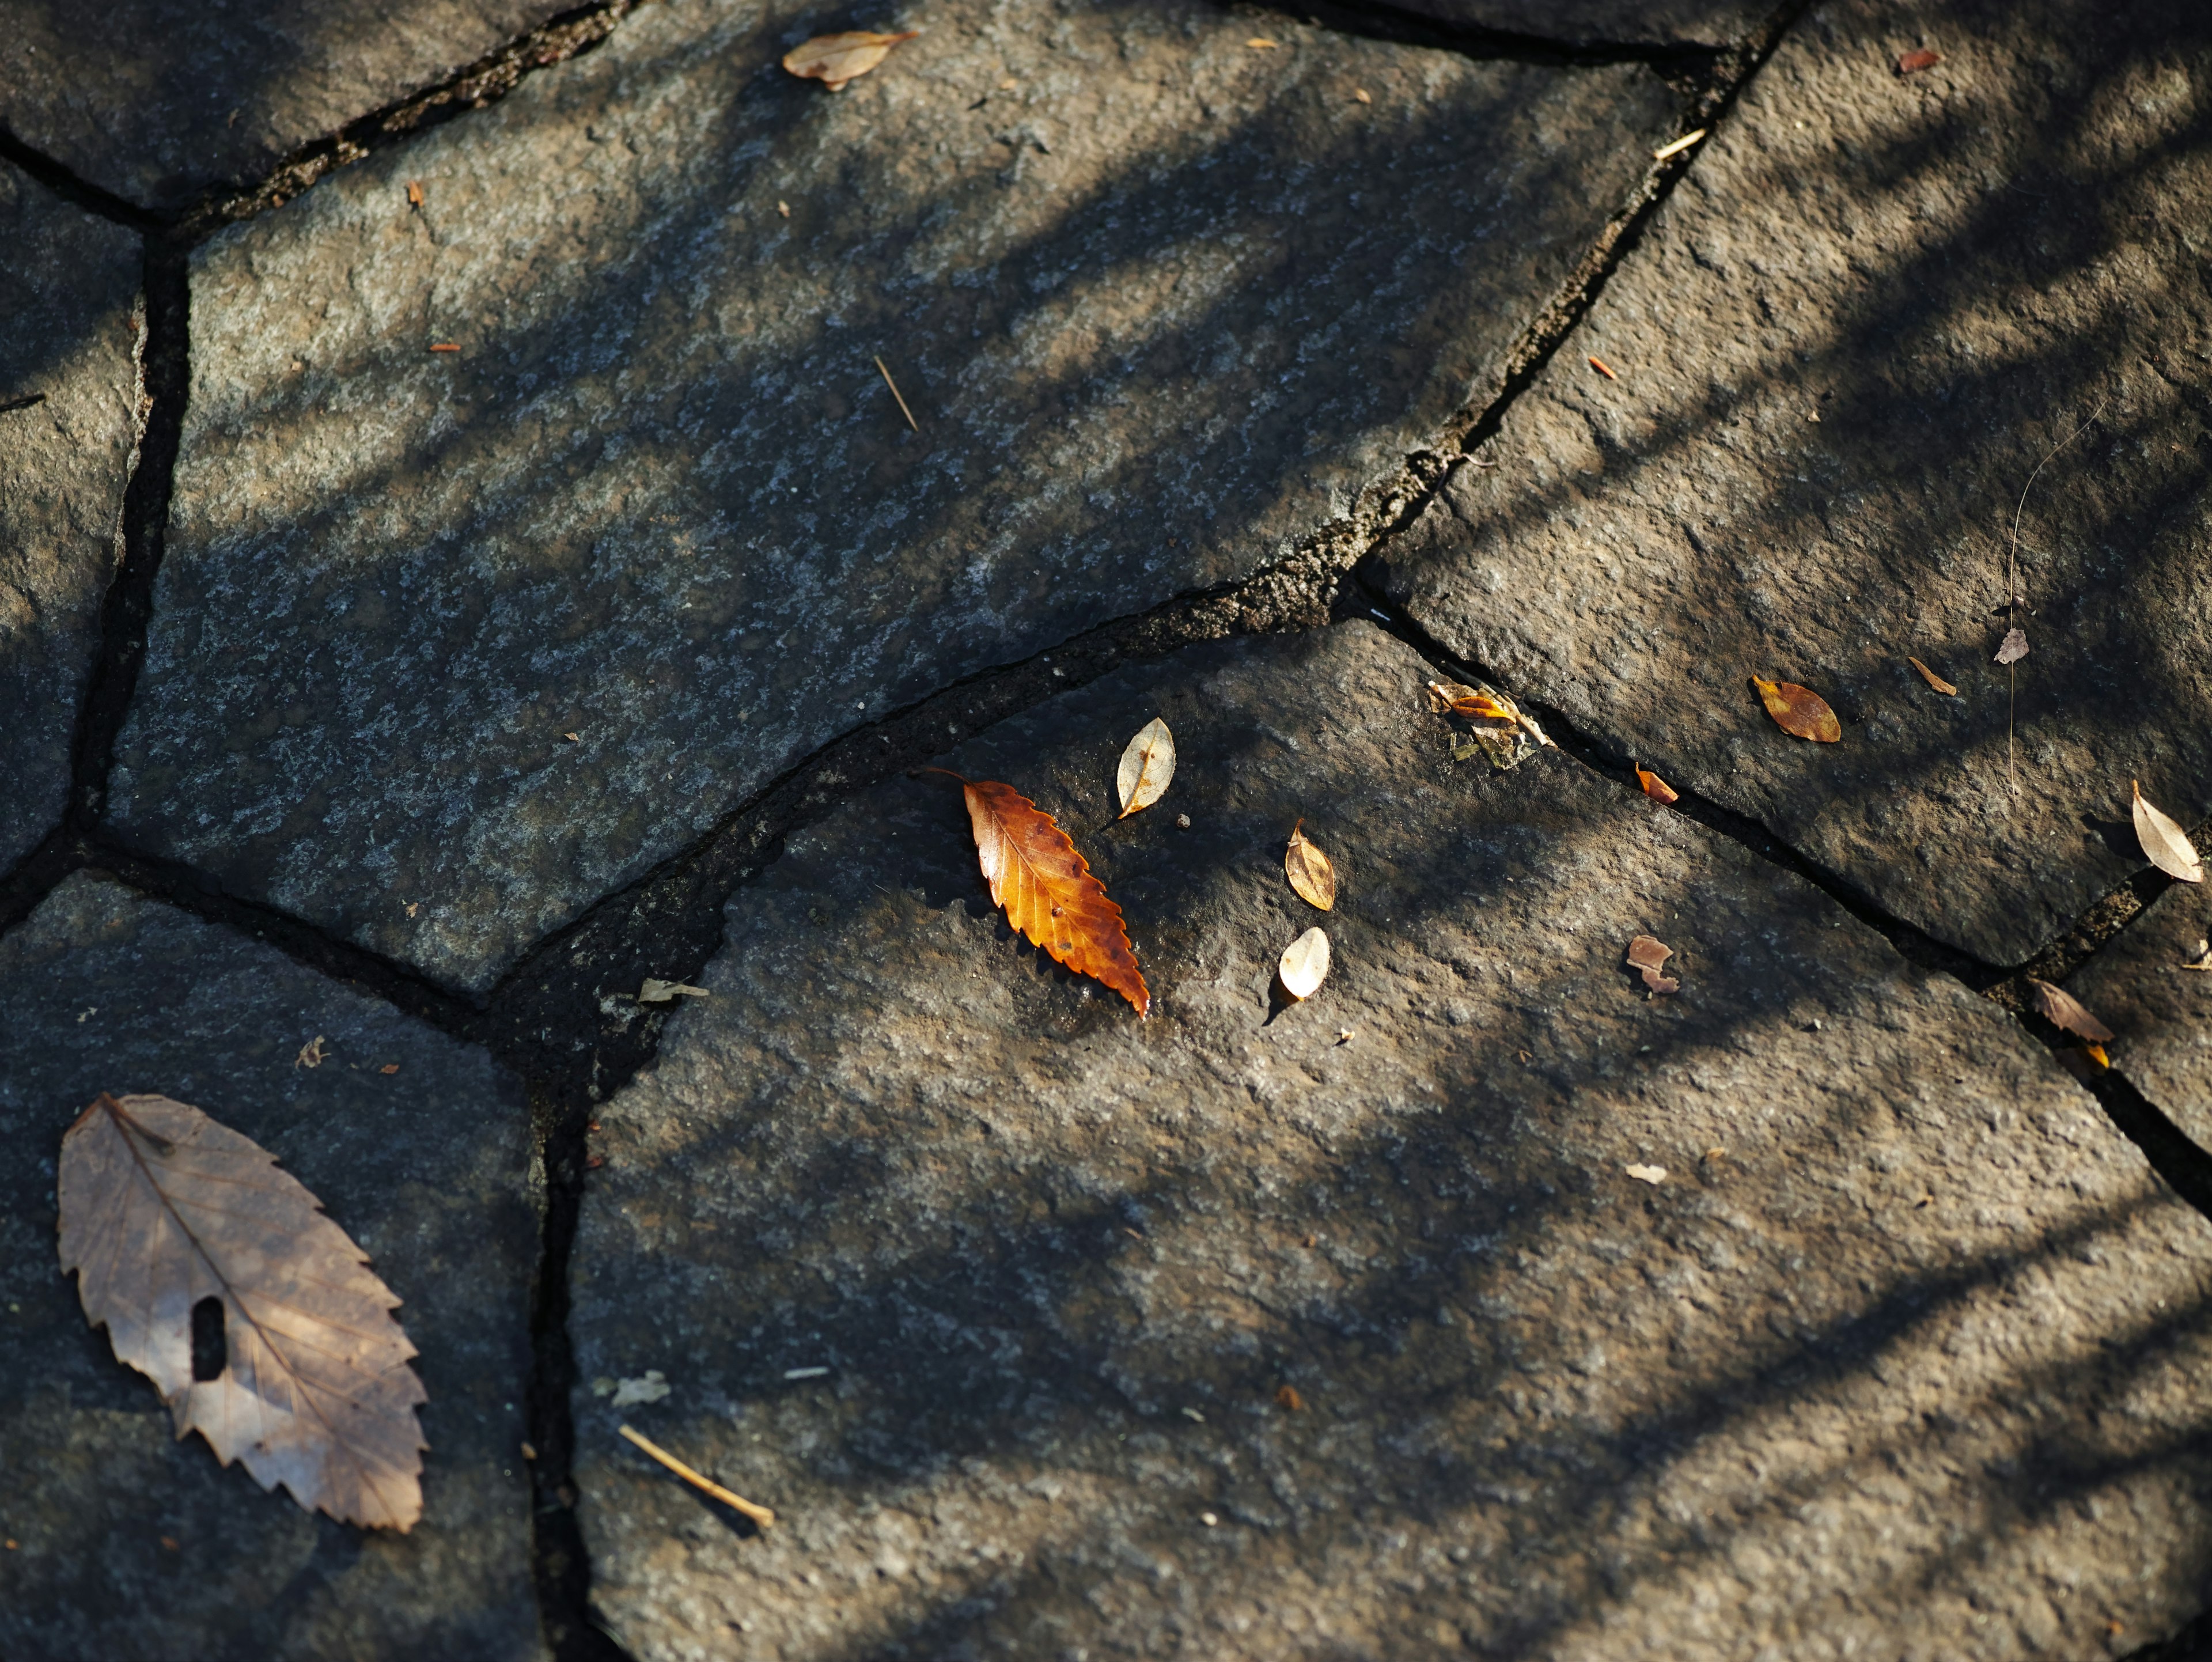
<box><xmin>2</xmin><ymin>1</ymin><xmax>2209</xmax><ymax>1658</ymax></box>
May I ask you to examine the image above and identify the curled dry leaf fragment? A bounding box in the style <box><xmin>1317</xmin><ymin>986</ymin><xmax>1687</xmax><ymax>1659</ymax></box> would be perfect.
<box><xmin>1625</xmin><ymin>1164</ymin><xmax>1667</xmax><ymax>1186</ymax></box>
<box><xmin>58</xmin><ymin>1093</ymin><xmax>427</xmax><ymax>1530</ymax></box>
<box><xmin>1246</xmin><ymin>36</ymin><xmax>1279</xmax><ymax>49</ymax></box>
<box><xmin>638</xmin><ymin>978</ymin><xmax>711</xmax><ymax>1004</ymax></box>
<box><xmin>781</xmin><ymin>29</ymin><xmax>920</xmax><ymax>92</ymax></box>
<box><xmin>1116</xmin><ymin>717</ymin><xmax>1176</xmax><ymax>818</ymax></box>
<box><xmin>1994</xmin><ymin>627</ymin><xmax>2029</xmax><ymax>665</ymax></box>
<box><xmin>294</xmin><ymin>1034</ymin><xmax>327</xmax><ymax>1069</ymax></box>
<box><xmin>1275</xmin><ymin>1384</ymin><xmax>1305</xmax><ymax>1411</ymax></box>
<box><xmin>1749</xmin><ymin>675</ymin><xmax>1842</xmax><ymax>742</ymax></box>
<box><xmin>1634</xmin><ymin>764</ymin><xmax>1679</xmax><ymax>804</ymax></box>
<box><xmin>1907</xmin><ymin>656</ymin><xmax>1957</xmax><ymax>695</ymax></box>
<box><xmin>1626</xmin><ymin>934</ymin><xmax>1679</xmax><ymax>994</ymax></box>
<box><xmin>2132</xmin><ymin>779</ymin><xmax>2205</xmax><ymax>883</ymax></box>
<box><xmin>1284</xmin><ymin>819</ymin><xmax>1336</xmax><ymax>911</ymax></box>
<box><xmin>405</xmin><ymin>179</ymin><xmax>423</xmax><ymax>207</ymax></box>
<box><xmin>2026</xmin><ymin>976</ymin><xmax>2115</xmax><ymax>1044</ymax></box>
<box><xmin>1896</xmin><ymin>47</ymin><xmax>1942</xmax><ymax>73</ymax></box>
<box><xmin>931</xmin><ymin>771</ymin><xmax>1150</xmax><ymax>1014</ymax></box>
<box><xmin>1279</xmin><ymin>927</ymin><xmax>1331</xmax><ymax>1000</ymax></box>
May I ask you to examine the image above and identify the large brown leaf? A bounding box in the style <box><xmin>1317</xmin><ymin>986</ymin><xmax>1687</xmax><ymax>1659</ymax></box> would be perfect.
<box><xmin>57</xmin><ymin>1093</ymin><xmax>427</xmax><ymax>1530</ymax></box>
<box><xmin>939</xmin><ymin>774</ymin><xmax>1150</xmax><ymax>1015</ymax></box>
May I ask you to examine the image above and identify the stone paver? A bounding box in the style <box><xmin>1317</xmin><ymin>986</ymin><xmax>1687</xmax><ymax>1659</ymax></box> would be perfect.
<box><xmin>1370</xmin><ymin>0</ymin><xmax>2212</xmax><ymax>968</ymax></box>
<box><xmin>568</xmin><ymin>621</ymin><xmax>2212</xmax><ymax>1662</ymax></box>
<box><xmin>0</xmin><ymin>162</ymin><xmax>140</xmax><ymax>874</ymax></box>
<box><xmin>0</xmin><ymin>874</ymin><xmax>544</xmax><ymax>1661</ymax></box>
<box><xmin>1392</xmin><ymin>0</ymin><xmax>1766</xmax><ymax>47</ymax></box>
<box><xmin>104</xmin><ymin>0</ymin><xmax>1676</xmax><ymax>992</ymax></box>
<box><xmin>0</xmin><ymin>0</ymin><xmax>575</xmax><ymax>212</ymax></box>
<box><xmin>2070</xmin><ymin>883</ymin><xmax>2212</xmax><ymax>1154</ymax></box>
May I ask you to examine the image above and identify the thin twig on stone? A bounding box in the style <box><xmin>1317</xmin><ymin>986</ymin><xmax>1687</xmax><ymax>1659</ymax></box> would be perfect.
<box><xmin>2002</xmin><ymin>400</ymin><xmax>2105</xmax><ymax>791</ymax></box>
<box><xmin>619</xmin><ymin>1424</ymin><xmax>776</xmax><ymax>1528</ymax></box>
<box><xmin>874</xmin><ymin>355</ymin><xmax>919</xmax><ymax>432</ymax></box>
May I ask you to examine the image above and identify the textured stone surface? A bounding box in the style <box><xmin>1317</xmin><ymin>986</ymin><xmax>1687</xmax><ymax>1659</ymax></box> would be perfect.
<box><xmin>2070</xmin><ymin>881</ymin><xmax>2212</xmax><ymax>1153</ymax></box>
<box><xmin>1371</xmin><ymin>0</ymin><xmax>2212</xmax><ymax>968</ymax></box>
<box><xmin>0</xmin><ymin>0</ymin><xmax>574</xmax><ymax>211</ymax></box>
<box><xmin>107</xmin><ymin>0</ymin><xmax>1675</xmax><ymax>991</ymax></box>
<box><xmin>1389</xmin><ymin>0</ymin><xmax>1766</xmax><ymax>48</ymax></box>
<box><xmin>569</xmin><ymin>622</ymin><xmax>2212</xmax><ymax>1662</ymax></box>
<box><xmin>0</xmin><ymin>164</ymin><xmax>139</xmax><ymax>874</ymax></box>
<box><xmin>0</xmin><ymin>874</ymin><xmax>544</xmax><ymax>1662</ymax></box>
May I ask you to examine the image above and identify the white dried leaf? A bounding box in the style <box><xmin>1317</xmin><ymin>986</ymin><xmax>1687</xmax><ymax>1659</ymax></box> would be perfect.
<box><xmin>1624</xmin><ymin>1164</ymin><xmax>1667</xmax><ymax>1186</ymax></box>
<box><xmin>1994</xmin><ymin>627</ymin><xmax>2029</xmax><ymax>665</ymax></box>
<box><xmin>1278</xmin><ymin>926</ymin><xmax>1331</xmax><ymax>999</ymax></box>
<box><xmin>1115</xmin><ymin>717</ymin><xmax>1176</xmax><ymax>819</ymax></box>
<box><xmin>2133</xmin><ymin>779</ymin><xmax>2204</xmax><ymax>884</ymax></box>
<box><xmin>638</xmin><ymin>979</ymin><xmax>711</xmax><ymax>1004</ymax></box>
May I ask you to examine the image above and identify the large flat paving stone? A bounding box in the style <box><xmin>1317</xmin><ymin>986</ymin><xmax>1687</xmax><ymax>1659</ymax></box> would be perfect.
<box><xmin>2070</xmin><ymin>882</ymin><xmax>2212</xmax><ymax>1155</ymax></box>
<box><xmin>0</xmin><ymin>164</ymin><xmax>141</xmax><ymax>874</ymax></box>
<box><xmin>0</xmin><ymin>0</ymin><xmax>575</xmax><ymax>213</ymax></box>
<box><xmin>0</xmin><ymin>874</ymin><xmax>544</xmax><ymax>1661</ymax></box>
<box><xmin>1388</xmin><ymin>0</ymin><xmax>1765</xmax><ymax>48</ymax></box>
<box><xmin>106</xmin><ymin>0</ymin><xmax>1676</xmax><ymax>993</ymax></box>
<box><xmin>568</xmin><ymin>620</ymin><xmax>2212</xmax><ymax>1661</ymax></box>
<box><xmin>1370</xmin><ymin>0</ymin><xmax>2212</xmax><ymax>968</ymax></box>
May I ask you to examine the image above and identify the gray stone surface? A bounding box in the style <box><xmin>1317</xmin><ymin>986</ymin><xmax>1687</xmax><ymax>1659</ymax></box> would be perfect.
<box><xmin>0</xmin><ymin>0</ymin><xmax>574</xmax><ymax>212</ymax></box>
<box><xmin>2070</xmin><ymin>881</ymin><xmax>2212</xmax><ymax>1154</ymax></box>
<box><xmin>0</xmin><ymin>874</ymin><xmax>544</xmax><ymax>1662</ymax></box>
<box><xmin>1389</xmin><ymin>0</ymin><xmax>1766</xmax><ymax>48</ymax></box>
<box><xmin>107</xmin><ymin>0</ymin><xmax>1676</xmax><ymax>993</ymax></box>
<box><xmin>1370</xmin><ymin>0</ymin><xmax>2212</xmax><ymax>968</ymax></box>
<box><xmin>0</xmin><ymin>164</ymin><xmax>140</xmax><ymax>874</ymax></box>
<box><xmin>568</xmin><ymin>621</ymin><xmax>2212</xmax><ymax>1662</ymax></box>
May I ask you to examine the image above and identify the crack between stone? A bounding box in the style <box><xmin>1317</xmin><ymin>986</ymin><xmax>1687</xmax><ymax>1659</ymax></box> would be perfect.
<box><xmin>1249</xmin><ymin>0</ymin><xmax>1740</xmax><ymax>69</ymax></box>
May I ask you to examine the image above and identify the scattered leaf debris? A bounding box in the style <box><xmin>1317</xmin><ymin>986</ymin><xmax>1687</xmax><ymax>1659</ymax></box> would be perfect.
<box><xmin>781</xmin><ymin>29</ymin><xmax>920</xmax><ymax>92</ymax></box>
<box><xmin>2180</xmin><ymin>938</ymin><xmax>2212</xmax><ymax>972</ymax></box>
<box><xmin>1993</xmin><ymin>627</ymin><xmax>2029</xmax><ymax>665</ymax></box>
<box><xmin>2133</xmin><ymin>779</ymin><xmax>2205</xmax><ymax>883</ymax></box>
<box><xmin>2081</xmin><ymin>1042</ymin><xmax>2110</xmax><ymax>1069</ymax></box>
<box><xmin>1116</xmin><ymin>717</ymin><xmax>1177</xmax><ymax>819</ymax></box>
<box><xmin>2026</xmin><ymin>976</ymin><xmax>2115</xmax><ymax>1043</ymax></box>
<box><xmin>378</xmin><ymin>1063</ymin><xmax>400</xmax><ymax>1076</ymax></box>
<box><xmin>1626</xmin><ymin>935</ymin><xmax>1679</xmax><ymax>994</ymax></box>
<box><xmin>1429</xmin><ymin>679</ymin><xmax>1554</xmax><ymax>770</ymax></box>
<box><xmin>1750</xmin><ymin>675</ymin><xmax>1842</xmax><ymax>742</ymax></box>
<box><xmin>1279</xmin><ymin>926</ymin><xmax>1331</xmax><ymax>1000</ymax></box>
<box><xmin>638</xmin><ymin>978</ymin><xmax>711</xmax><ymax>1004</ymax></box>
<box><xmin>58</xmin><ymin>1093</ymin><xmax>427</xmax><ymax>1530</ymax></box>
<box><xmin>1896</xmin><ymin>47</ymin><xmax>1942</xmax><ymax>74</ymax></box>
<box><xmin>777</xmin><ymin>199</ymin><xmax>790</xmax><ymax>217</ymax></box>
<box><xmin>1625</xmin><ymin>1164</ymin><xmax>1667</xmax><ymax>1185</ymax></box>
<box><xmin>618</xmin><ymin>1424</ymin><xmax>775</xmax><ymax>1528</ymax></box>
<box><xmin>1907</xmin><ymin>656</ymin><xmax>1957</xmax><ymax>695</ymax></box>
<box><xmin>1588</xmin><ymin>355</ymin><xmax>1619</xmax><ymax>381</ymax></box>
<box><xmin>1247</xmin><ymin>36</ymin><xmax>1280</xmax><ymax>49</ymax></box>
<box><xmin>609</xmin><ymin>1369</ymin><xmax>672</xmax><ymax>1408</ymax></box>
<box><xmin>1634</xmin><ymin>764</ymin><xmax>1679</xmax><ymax>804</ymax></box>
<box><xmin>1285</xmin><ymin>819</ymin><xmax>1336</xmax><ymax>911</ymax></box>
<box><xmin>295</xmin><ymin>1035</ymin><xmax>328</xmax><ymax>1069</ymax></box>
<box><xmin>930</xmin><ymin>771</ymin><xmax>1150</xmax><ymax>1014</ymax></box>
<box><xmin>1275</xmin><ymin>1384</ymin><xmax>1305</xmax><ymax>1411</ymax></box>
<box><xmin>1651</xmin><ymin>128</ymin><xmax>1706</xmax><ymax>161</ymax></box>
<box><xmin>406</xmin><ymin>180</ymin><xmax>424</xmax><ymax>208</ymax></box>
<box><xmin>429</xmin><ymin>342</ymin><xmax>460</xmax><ymax>353</ymax></box>
<box><xmin>1353</xmin><ymin>87</ymin><xmax>1372</xmax><ymax>104</ymax></box>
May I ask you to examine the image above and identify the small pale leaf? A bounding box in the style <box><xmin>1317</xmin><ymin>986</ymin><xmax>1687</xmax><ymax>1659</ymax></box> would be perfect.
<box><xmin>1994</xmin><ymin>627</ymin><xmax>2029</xmax><ymax>665</ymax></box>
<box><xmin>638</xmin><ymin>979</ymin><xmax>711</xmax><ymax>1004</ymax></box>
<box><xmin>1278</xmin><ymin>927</ymin><xmax>1331</xmax><ymax>1000</ymax></box>
<box><xmin>1907</xmin><ymin>656</ymin><xmax>1957</xmax><ymax>695</ymax></box>
<box><xmin>2132</xmin><ymin>779</ymin><xmax>2205</xmax><ymax>883</ymax></box>
<box><xmin>1625</xmin><ymin>1164</ymin><xmax>1667</xmax><ymax>1186</ymax></box>
<box><xmin>1750</xmin><ymin>675</ymin><xmax>1842</xmax><ymax>742</ymax></box>
<box><xmin>1115</xmin><ymin>717</ymin><xmax>1176</xmax><ymax>819</ymax></box>
<box><xmin>58</xmin><ymin>1093</ymin><xmax>426</xmax><ymax>1530</ymax></box>
<box><xmin>781</xmin><ymin>29</ymin><xmax>920</xmax><ymax>92</ymax></box>
<box><xmin>2026</xmin><ymin>976</ymin><xmax>2115</xmax><ymax>1044</ymax></box>
<box><xmin>1284</xmin><ymin>819</ymin><xmax>1336</xmax><ymax>911</ymax></box>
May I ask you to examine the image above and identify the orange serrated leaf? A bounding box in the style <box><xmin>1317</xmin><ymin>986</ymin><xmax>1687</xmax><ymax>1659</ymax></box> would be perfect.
<box><xmin>1906</xmin><ymin>656</ymin><xmax>1956</xmax><ymax>695</ymax></box>
<box><xmin>1634</xmin><ymin>764</ymin><xmax>1679</xmax><ymax>804</ymax></box>
<box><xmin>937</xmin><ymin>773</ymin><xmax>1149</xmax><ymax>1014</ymax></box>
<box><xmin>1750</xmin><ymin>675</ymin><xmax>1841</xmax><ymax>742</ymax></box>
<box><xmin>58</xmin><ymin>1093</ymin><xmax>426</xmax><ymax>1530</ymax></box>
<box><xmin>781</xmin><ymin>29</ymin><xmax>920</xmax><ymax>92</ymax></box>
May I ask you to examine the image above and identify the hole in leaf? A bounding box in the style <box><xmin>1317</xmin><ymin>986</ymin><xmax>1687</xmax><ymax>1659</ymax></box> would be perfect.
<box><xmin>190</xmin><ymin>1297</ymin><xmax>226</xmax><ymax>1381</ymax></box>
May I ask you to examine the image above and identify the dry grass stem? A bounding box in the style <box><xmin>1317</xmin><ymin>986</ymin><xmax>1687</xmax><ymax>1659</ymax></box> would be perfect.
<box><xmin>874</xmin><ymin>355</ymin><xmax>920</xmax><ymax>431</ymax></box>
<box><xmin>618</xmin><ymin>1424</ymin><xmax>777</xmax><ymax>1528</ymax></box>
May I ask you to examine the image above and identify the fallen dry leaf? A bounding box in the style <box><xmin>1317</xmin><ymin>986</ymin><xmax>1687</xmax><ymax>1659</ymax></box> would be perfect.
<box><xmin>1994</xmin><ymin>627</ymin><xmax>2029</xmax><ymax>665</ymax></box>
<box><xmin>609</xmin><ymin>1369</ymin><xmax>671</xmax><ymax>1408</ymax></box>
<box><xmin>405</xmin><ymin>179</ymin><xmax>423</xmax><ymax>207</ymax></box>
<box><xmin>1896</xmin><ymin>47</ymin><xmax>1942</xmax><ymax>73</ymax></box>
<box><xmin>781</xmin><ymin>29</ymin><xmax>919</xmax><ymax>92</ymax></box>
<box><xmin>1275</xmin><ymin>1384</ymin><xmax>1305</xmax><ymax>1411</ymax></box>
<box><xmin>294</xmin><ymin>1035</ymin><xmax>327</xmax><ymax>1070</ymax></box>
<box><xmin>2081</xmin><ymin>1042</ymin><xmax>2110</xmax><ymax>1069</ymax></box>
<box><xmin>1626</xmin><ymin>934</ymin><xmax>1679</xmax><ymax>994</ymax></box>
<box><xmin>1353</xmin><ymin>87</ymin><xmax>1372</xmax><ymax>104</ymax></box>
<box><xmin>1284</xmin><ymin>819</ymin><xmax>1336</xmax><ymax>911</ymax></box>
<box><xmin>1428</xmin><ymin>679</ymin><xmax>1555</xmax><ymax>768</ymax></box>
<box><xmin>58</xmin><ymin>1093</ymin><xmax>426</xmax><ymax>1530</ymax></box>
<box><xmin>1750</xmin><ymin>675</ymin><xmax>1842</xmax><ymax>742</ymax></box>
<box><xmin>378</xmin><ymin>1063</ymin><xmax>400</xmax><ymax>1076</ymax></box>
<box><xmin>1279</xmin><ymin>926</ymin><xmax>1331</xmax><ymax>1000</ymax></box>
<box><xmin>1246</xmin><ymin>36</ymin><xmax>1279</xmax><ymax>48</ymax></box>
<box><xmin>1907</xmin><ymin>656</ymin><xmax>1957</xmax><ymax>695</ymax></box>
<box><xmin>2133</xmin><ymin>779</ymin><xmax>2205</xmax><ymax>883</ymax></box>
<box><xmin>1116</xmin><ymin>717</ymin><xmax>1176</xmax><ymax>819</ymax></box>
<box><xmin>1634</xmin><ymin>764</ymin><xmax>1679</xmax><ymax>804</ymax></box>
<box><xmin>2027</xmin><ymin>976</ymin><xmax>2115</xmax><ymax>1044</ymax></box>
<box><xmin>428</xmin><ymin>342</ymin><xmax>459</xmax><ymax>353</ymax></box>
<box><xmin>1625</xmin><ymin>1164</ymin><xmax>1666</xmax><ymax>1185</ymax></box>
<box><xmin>935</xmin><ymin>772</ymin><xmax>1149</xmax><ymax>1014</ymax></box>
<box><xmin>638</xmin><ymin>978</ymin><xmax>711</xmax><ymax>1004</ymax></box>
<box><xmin>1588</xmin><ymin>355</ymin><xmax>1619</xmax><ymax>381</ymax></box>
